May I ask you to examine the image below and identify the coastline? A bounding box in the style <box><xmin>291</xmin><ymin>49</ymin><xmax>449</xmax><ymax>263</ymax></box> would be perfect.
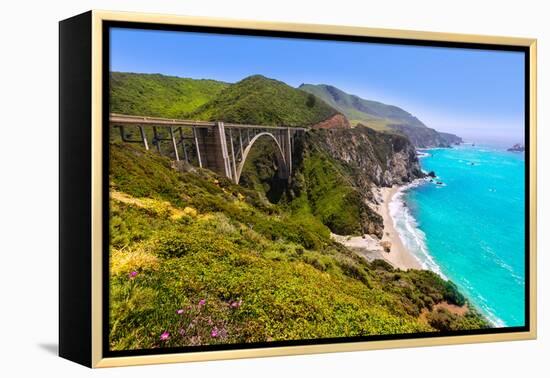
<box><xmin>331</xmin><ymin>145</ymin><xmax>513</xmax><ymax>327</ymax></box>
<box><xmin>332</xmin><ymin>184</ymin><xmax>421</xmax><ymax>271</ymax></box>
<box><xmin>377</xmin><ymin>185</ymin><xmax>422</xmax><ymax>270</ymax></box>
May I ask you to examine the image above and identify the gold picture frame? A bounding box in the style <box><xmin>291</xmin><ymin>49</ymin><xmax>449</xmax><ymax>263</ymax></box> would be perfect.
<box><xmin>59</xmin><ymin>9</ymin><xmax>537</xmax><ymax>368</ymax></box>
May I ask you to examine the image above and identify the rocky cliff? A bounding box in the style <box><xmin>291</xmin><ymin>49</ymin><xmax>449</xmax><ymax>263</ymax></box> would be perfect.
<box><xmin>312</xmin><ymin>125</ymin><xmax>424</xmax><ymax>188</ymax></box>
<box><xmin>311</xmin><ymin>113</ymin><xmax>350</xmax><ymax>129</ymax></box>
<box><xmin>288</xmin><ymin>125</ymin><xmax>424</xmax><ymax>238</ymax></box>
<box><xmin>438</xmin><ymin>132</ymin><xmax>463</xmax><ymax>146</ymax></box>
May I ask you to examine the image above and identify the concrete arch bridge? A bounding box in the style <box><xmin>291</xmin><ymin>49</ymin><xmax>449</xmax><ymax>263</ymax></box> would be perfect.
<box><xmin>110</xmin><ymin>113</ymin><xmax>307</xmax><ymax>184</ymax></box>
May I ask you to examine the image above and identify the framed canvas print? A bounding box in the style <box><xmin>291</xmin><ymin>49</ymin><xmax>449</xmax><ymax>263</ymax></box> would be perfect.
<box><xmin>59</xmin><ymin>10</ymin><xmax>537</xmax><ymax>368</ymax></box>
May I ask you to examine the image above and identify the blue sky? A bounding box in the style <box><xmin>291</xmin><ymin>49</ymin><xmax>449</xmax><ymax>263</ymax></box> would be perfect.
<box><xmin>111</xmin><ymin>28</ymin><xmax>525</xmax><ymax>143</ymax></box>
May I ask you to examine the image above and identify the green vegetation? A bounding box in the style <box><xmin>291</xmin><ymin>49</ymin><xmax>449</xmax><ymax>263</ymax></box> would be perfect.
<box><xmin>110</xmin><ymin>72</ymin><xmax>228</xmax><ymax>118</ymax></box>
<box><xmin>290</xmin><ymin>142</ymin><xmax>370</xmax><ymax>236</ymax></box>
<box><xmin>287</xmin><ymin>126</ymin><xmax>423</xmax><ymax>238</ymax></box>
<box><xmin>240</xmin><ymin>128</ymin><xmax>386</xmax><ymax>237</ymax></box>
<box><xmin>426</xmin><ymin>307</ymin><xmax>488</xmax><ymax>331</ymax></box>
<box><xmin>299</xmin><ymin>83</ymin><xmax>424</xmax><ymax>130</ymax></box>
<box><xmin>350</xmin><ymin>117</ymin><xmax>393</xmax><ymax>131</ymax></box>
<box><xmin>239</xmin><ymin>137</ymin><xmax>287</xmax><ymax>203</ymax></box>
<box><xmin>190</xmin><ymin>75</ymin><xmax>340</xmax><ymax>127</ymax></box>
<box><xmin>110</xmin><ymin>73</ymin><xmax>346</xmax><ymax>129</ymax></box>
<box><xmin>299</xmin><ymin>84</ymin><xmax>462</xmax><ymax>147</ymax></box>
<box><xmin>109</xmin><ymin>142</ymin><xmax>489</xmax><ymax>350</ymax></box>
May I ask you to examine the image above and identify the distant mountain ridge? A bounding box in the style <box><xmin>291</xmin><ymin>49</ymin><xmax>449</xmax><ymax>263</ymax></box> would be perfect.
<box><xmin>299</xmin><ymin>84</ymin><xmax>462</xmax><ymax>148</ymax></box>
<box><xmin>110</xmin><ymin>72</ymin><xmax>461</xmax><ymax>147</ymax></box>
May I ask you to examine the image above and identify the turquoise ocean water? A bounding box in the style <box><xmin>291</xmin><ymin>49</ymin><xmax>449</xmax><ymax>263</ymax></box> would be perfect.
<box><xmin>390</xmin><ymin>144</ymin><xmax>525</xmax><ymax>327</ymax></box>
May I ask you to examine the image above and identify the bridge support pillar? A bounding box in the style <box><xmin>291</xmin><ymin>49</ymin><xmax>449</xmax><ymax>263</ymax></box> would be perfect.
<box><xmin>197</xmin><ymin>122</ymin><xmax>233</xmax><ymax>180</ymax></box>
<box><xmin>281</xmin><ymin>128</ymin><xmax>292</xmax><ymax>180</ymax></box>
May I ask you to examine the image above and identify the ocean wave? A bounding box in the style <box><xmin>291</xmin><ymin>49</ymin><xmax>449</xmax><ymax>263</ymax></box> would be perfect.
<box><xmin>474</xmin><ymin>297</ymin><xmax>507</xmax><ymax>327</ymax></box>
<box><xmin>479</xmin><ymin>241</ymin><xmax>525</xmax><ymax>286</ymax></box>
<box><xmin>388</xmin><ymin>180</ymin><xmax>447</xmax><ymax>279</ymax></box>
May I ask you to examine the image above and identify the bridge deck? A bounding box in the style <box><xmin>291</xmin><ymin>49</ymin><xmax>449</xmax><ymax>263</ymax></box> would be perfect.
<box><xmin>110</xmin><ymin>113</ymin><xmax>308</xmax><ymax>131</ymax></box>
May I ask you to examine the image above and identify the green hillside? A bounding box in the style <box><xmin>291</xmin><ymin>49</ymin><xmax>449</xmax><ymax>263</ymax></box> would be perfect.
<box><xmin>299</xmin><ymin>84</ymin><xmax>462</xmax><ymax>147</ymax></box>
<box><xmin>109</xmin><ymin>142</ymin><xmax>488</xmax><ymax>350</ymax></box>
<box><xmin>299</xmin><ymin>83</ymin><xmax>425</xmax><ymax>129</ymax></box>
<box><xmin>288</xmin><ymin>130</ymin><xmax>381</xmax><ymax>236</ymax></box>
<box><xmin>189</xmin><ymin>75</ymin><xmax>341</xmax><ymax>127</ymax></box>
<box><xmin>110</xmin><ymin>72</ymin><xmax>228</xmax><ymax>118</ymax></box>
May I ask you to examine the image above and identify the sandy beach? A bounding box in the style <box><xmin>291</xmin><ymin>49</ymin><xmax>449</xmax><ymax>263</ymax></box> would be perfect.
<box><xmin>377</xmin><ymin>186</ymin><xmax>422</xmax><ymax>270</ymax></box>
<box><xmin>332</xmin><ymin>185</ymin><xmax>421</xmax><ymax>271</ymax></box>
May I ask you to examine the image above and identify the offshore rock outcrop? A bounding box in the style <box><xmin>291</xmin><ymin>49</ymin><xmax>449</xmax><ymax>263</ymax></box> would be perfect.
<box><xmin>507</xmin><ymin>143</ymin><xmax>525</xmax><ymax>152</ymax></box>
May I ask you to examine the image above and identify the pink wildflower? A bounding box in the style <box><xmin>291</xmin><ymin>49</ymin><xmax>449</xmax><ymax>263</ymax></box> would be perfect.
<box><xmin>176</xmin><ymin>309</ymin><xmax>184</xmax><ymax>315</ymax></box>
<box><xmin>129</xmin><ymin>271</ymin><xmax>138</xmax><ymax>279</ymax></box>
<box><xmin>230</xmin><ymin>299</ymin><xmax>243</xmax><ymax>308</ymax></box>
<box><xmin>210</xmin><ymin>327</ymin><xmax>219</xmax><ymax>338</ymax></box>
<box><xmin>160</xmin><ymin>331</ymin><xmax>170</xmax><ymax>341</ymax></box>
<box><xmin>198</xmin><ymin>299</ymin><xmax>206</xmax><ymax>307</ymax></box>
<box><xmin>220</xmin><ymin>327</ymin><xmax>227</xmax><ymax>338</ymax></box>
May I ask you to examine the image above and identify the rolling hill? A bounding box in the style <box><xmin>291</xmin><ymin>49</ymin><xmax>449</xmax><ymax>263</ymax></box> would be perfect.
<box><xmin>189</xmin><ymin>75</ymin><xmax>347</xmax><ymax>127</ymax></box>
<box><xmin>299</xmin><ymin>84</ymin><xmax>462</xmax><ymax>147</ymax></box>
<box><xmin>110</xmin><ymin>72</ymin><xmax>229</xmax><ymax>118</ymax></box>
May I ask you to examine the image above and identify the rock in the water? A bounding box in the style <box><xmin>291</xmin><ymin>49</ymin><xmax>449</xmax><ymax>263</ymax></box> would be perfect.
<box><xmin>427</xmin><ymin>170</ymin><xmax>436</xmax><ymax>178</ymax></box>
<box><xmin>507</xmin><ymin>143</ymin><xmax>525</xmax><ymax>152</ymax></box>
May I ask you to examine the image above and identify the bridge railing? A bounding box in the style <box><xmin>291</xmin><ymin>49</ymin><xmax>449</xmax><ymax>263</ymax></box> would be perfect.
<box><xmin>109</xmin><ymin>113</ymin><xmax>307</xmax><ymax>183</ymax></box>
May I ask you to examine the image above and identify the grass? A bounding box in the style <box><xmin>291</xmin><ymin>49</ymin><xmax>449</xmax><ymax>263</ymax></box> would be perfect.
<box><xmin>350</xmin><ymin>118</ymin><xmax>393</xmax><ymax>132</ymax></box>
<box><xmin>299</xmin><ymin>84</ymin><xmax>426</xmax><ymax>129</ymax></box>
<box><xmin>189</xmin><ymin>75</ymin><xmax>339</xmax><ymax>127</ymax></box>
<box><xmin>110</xmin><ymin>72</ymin><xmax>228</xmax><ymax>118</ymax></box>
<box><xmin>294</xmin><ymin>149</ymin><xmax>365</xmax><ymax>235</ymax></box>
<box><xmin>108</xmin><ymin>142</ymin><xmax>489</xmax><ymax>350</ymax></box>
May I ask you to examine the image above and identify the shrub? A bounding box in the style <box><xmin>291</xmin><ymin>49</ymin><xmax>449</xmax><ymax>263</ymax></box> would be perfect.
<box><xmin>427</xmin><ymin>308</ymin><xmax>456</xmax><ymax>331</ymax></box>
<box><xmin>110</xmin><ymin>247</ymin><xmax>160</xmax><ymax>276</ymax></box>
<box><xmin>370</xmin><ymin>259</ymin><xmax>394</xmax><ymax>272</ymax></box>
<box><xmin>337</xmin><ymin>260</ymin><xmax>371</xmax><ymax>287</ymax></box>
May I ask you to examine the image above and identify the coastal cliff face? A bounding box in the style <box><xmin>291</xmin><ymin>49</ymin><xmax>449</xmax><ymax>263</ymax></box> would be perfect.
<box><xmin>438</xmin><ymin>132</ymin><xmax>463</xmax><ymax>146</ymax></box>
<box><xmin>311</xmin><ymin>113</ymin><xmax>350</xmax><ymax>129</ymax></box>
<box><xmin>305</xmin><ymin>125</ymin><xmax>423</xmax><ymax>189</ymax></box>
<box><xmin>287</xmin><ymin>125</ymin><xmax>423</xmax><ymax>238</ymax></box>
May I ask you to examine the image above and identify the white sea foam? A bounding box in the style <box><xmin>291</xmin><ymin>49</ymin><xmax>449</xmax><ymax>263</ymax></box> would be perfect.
<box><xmin>388</xmin><ymin>180</ymin><xmax>447</xmax><ymax>279</ymax></box>
<box><xmin>388</xmin><ymin>180</ymin><xmax>508</xmax><ymax>327</ymax></box>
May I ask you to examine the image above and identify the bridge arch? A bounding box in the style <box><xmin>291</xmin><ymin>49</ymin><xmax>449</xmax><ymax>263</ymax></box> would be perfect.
<box><xmin>235</xmin><ymin>132</ymin><xmax>289</xmax><ymax>184</ymax></box>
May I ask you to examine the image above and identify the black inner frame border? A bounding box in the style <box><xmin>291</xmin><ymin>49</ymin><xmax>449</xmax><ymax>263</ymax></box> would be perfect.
<box><xmin>101</xmin><ymin>20</ymin><xmax>531</xmax><ymax>358</ymax></box>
